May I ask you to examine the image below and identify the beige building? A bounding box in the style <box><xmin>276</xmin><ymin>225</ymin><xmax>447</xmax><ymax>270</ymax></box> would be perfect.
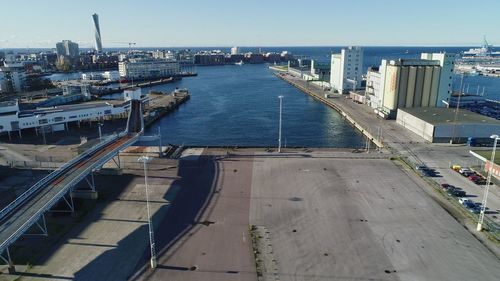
<box><xmin>366</xmin><ymin>53</ymin><xmax>455</xmax><ymax>118</ymax></box>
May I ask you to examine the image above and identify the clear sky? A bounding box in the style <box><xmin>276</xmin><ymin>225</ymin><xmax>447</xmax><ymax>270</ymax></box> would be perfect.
<box><xmin>1</xmin><ymin>0</ymin><xmax>499</xmax><ymax>48</ymax></box>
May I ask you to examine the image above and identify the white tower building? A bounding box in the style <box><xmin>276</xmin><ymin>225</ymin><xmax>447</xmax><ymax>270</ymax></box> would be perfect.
<box><xmin>230</xmin><ymin>46</ymin><xmax>240</xmax><ymax>55</ymax></box>
<box><xmin>92</xmin><ymin>13</ymin><xmax>103</xmax><ymax>53</ymax></box>
<box><xmin>330</xmin><ymin>46</ymin><xmax>364</xmax><ymax>94</ymax></box>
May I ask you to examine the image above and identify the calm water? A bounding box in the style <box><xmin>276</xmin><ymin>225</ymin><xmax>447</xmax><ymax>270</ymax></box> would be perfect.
<box><xmin>141</xmin><ymin>64</ymin><xmax>365</xmax><ymax>147</ymax></box>
<box><xmin>47</xmin><ymin>46</ymin><xmax>500</xmax><ymax>147</ymax></box>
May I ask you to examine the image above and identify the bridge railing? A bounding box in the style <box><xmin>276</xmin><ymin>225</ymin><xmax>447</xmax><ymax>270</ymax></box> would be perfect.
<box><xmin>0</xmin><ymin>133</ymin><xmax>121</xmax><ymax>222</ymax></box>
<box><xmin>0</xmin><ymin>131</ymin><xmax>142</xmax><ymax>254</ymax></box>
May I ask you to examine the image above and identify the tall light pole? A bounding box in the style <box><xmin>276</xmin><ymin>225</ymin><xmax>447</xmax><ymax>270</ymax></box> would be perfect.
<box><xmin>278</xmin><ymin>95</ymin><xmax>284</xmax><ymax>153</ymax></box>
<box><xmin>477</xmin><ymin>135</ymin><xmax>499</xmax><ymax>231</ymax></box>
<box><xmin>138</xmin><ymin>156</ymin><xmax>157</xmax><ymax>268</ymax></box>
<box><xmin>98</xmin><ymin>123</ymin><xmax>103</xmax><ymax>141</ymax></box>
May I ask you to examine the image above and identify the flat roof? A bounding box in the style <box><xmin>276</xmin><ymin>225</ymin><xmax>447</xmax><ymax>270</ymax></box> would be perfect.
<box><xmin>399</xmin><ymin>107</ymin><xmax>500</xmax><ymax>125</ymax></box>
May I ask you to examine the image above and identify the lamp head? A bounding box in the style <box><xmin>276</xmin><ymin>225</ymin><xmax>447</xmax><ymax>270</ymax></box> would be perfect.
<box><xmin>138</xmin><ymin>155</ymin><xmax>150</xmax><ymax>163</ymax></box>
<box><xmin>491</xmin><ymin>134</ymin><xmax>499</xmax><ymax>139</ymax></box>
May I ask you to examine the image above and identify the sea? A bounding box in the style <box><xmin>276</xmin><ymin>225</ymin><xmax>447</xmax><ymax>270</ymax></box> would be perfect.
<box><xmin>47</xmin><ymin>46</ymin><xmax>500</xmax><ymax>147</ymax></box>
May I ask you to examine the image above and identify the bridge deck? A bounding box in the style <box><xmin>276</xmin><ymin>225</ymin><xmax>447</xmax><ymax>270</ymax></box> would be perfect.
<box><xmin>0</xmin><ymin>99</ymin><xmax>143</xmax><ymax>255</ymax></box>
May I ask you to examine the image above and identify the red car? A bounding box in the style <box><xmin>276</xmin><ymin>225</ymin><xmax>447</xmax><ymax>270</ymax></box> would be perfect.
<box><xmin>468</xmin><ymin>175</ymin><xmax>480</xmax><ymax>181</ymax></box>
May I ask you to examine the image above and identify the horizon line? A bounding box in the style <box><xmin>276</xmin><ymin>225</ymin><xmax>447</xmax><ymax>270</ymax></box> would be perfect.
<box><xmin>0</xmin><ymin>44</ymin><xmax>483</xmax><ymax>51</ymax></box>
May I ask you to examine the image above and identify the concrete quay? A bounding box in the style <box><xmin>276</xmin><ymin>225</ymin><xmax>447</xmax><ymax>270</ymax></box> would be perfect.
<box><xmin>275</xmin><ymin>72</ymin><xmax>500</xmax><ymax>239</ymax></box>
<box><xmin>275</xmin><ymin>72</ymin><xmax>383</xmax><ymax>148</ymax></box>
<box><xmin>144</xmin><ymin>92</ymin><xmax>190</xmax><ymax>127</ymax></box>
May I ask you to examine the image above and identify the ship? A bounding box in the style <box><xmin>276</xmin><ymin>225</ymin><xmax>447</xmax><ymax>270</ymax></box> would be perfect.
<box><xmin>463</xmin><ymin>36</ymin><xmax>500</xmax><ymax>57</ymax></box>
<box><xmin>235</xmin><ymin>60</ymin><xmax>244</xmax><ymax>65</ymax></box>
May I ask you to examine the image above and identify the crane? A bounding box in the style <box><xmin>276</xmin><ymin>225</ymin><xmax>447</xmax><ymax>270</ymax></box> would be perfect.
<box><xmin>110</xmin><ymin>42</ymin><xmax>137</xmax><ymax>53</ymax></box>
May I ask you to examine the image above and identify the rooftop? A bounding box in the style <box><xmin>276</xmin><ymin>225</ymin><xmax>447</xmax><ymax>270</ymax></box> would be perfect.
<box><xmin>399</xmin><ymin>107</ymin><xmax>500</xmax><ymax>125</ymax></box>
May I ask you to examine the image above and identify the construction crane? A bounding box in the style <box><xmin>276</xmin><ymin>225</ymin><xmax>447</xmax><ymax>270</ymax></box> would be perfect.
<box><xmin>110</xmin><ymin>42</ymin><xmax>137</xmax><ymax>53</ymax></box>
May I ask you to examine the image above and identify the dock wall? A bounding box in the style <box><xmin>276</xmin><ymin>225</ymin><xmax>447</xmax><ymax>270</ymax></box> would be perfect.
<box><xmin>275</xmin><ymin>73</ymin><xmax>383</xmax><ymax>148</ymax></box>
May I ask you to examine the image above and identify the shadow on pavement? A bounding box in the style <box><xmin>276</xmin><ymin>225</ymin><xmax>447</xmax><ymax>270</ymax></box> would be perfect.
<box><xmin>70</xmin><ymin>155</ymin><xmax>218</xmax><ymax>280</ymax></box>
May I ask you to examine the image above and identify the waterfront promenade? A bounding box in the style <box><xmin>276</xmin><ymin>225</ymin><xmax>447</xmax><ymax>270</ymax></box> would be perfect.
<box><xmin>275</xmin><ymin>72</ymin><xmax>500</xmax><ymax>242</ymax></box>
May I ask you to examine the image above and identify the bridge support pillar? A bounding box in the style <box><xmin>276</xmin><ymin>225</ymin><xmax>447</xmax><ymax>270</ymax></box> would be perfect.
<box><xmin>111</xmin><ymin>154</ymin><xmax>121</xmax><ymax>169</ymax></box>
<box><xmin>72</xmin><ymin>172</ymin><xmax>98</xmax><ymax>199</ymax></box>
<box><xmin>158</xmin><ymin>127</ymin><xmax>163</xmax><ymax>158</ymax></box>
<box><xmin>0</xmin><ymin>248</ymin><xmax>15</xmax><ymax>274</ymax></box>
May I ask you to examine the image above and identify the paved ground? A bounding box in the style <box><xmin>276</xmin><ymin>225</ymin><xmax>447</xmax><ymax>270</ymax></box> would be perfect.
<box><xmin>249</xmin><ymin>151</ymin><xmax>500</xmax><ymax>281</ymax></box>
<box><xmin>279</xmin><ymin>73</ymin><xmax>500</xmax><ymax>225</ymax></box>
<box><xmin>132</xmin><ymin>149</ymin><xmax>257</xmax><ymax>281</ymax></box>
<box><xmin>0</xmin><ymin>158</ymin><xmax>179</xmax><ymax>281</ymax></box>
<box><xmin>2</xmin><ymin>149</ymin><xmax>500</xmax><ymax>281</ymax></box>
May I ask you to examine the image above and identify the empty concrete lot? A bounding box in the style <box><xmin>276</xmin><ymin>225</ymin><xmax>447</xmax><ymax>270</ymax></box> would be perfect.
<box><xmin>249</xmin><ymin>151</ymin><xmax>500</xmax><ymax>281</ymax></box>
<box><xmin>4</xmin><ymin>149</ymin><xmax>500</xmax><ymax>281</ymax></box>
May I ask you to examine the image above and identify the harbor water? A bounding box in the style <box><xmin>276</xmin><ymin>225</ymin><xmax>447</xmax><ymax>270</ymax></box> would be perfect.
<box><xmin>47</xmin><ymin>47</ymin><xmax>500</xmax><ymax>147</ymax></box>
<box><xmin>141</xmin><ymin>64</ymin><xmax>365</xmax><ymax>147</ymax></box>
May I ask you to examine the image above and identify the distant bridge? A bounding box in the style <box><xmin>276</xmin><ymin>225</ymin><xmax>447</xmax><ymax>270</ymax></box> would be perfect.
<box><xmin>0</xmin><ymin>97</ymin><xmax>144</xmax><ymax>272</ymax></box>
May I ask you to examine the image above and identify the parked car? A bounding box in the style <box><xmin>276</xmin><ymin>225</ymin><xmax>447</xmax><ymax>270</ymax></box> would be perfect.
<box><xmin>462</xmin><ymin>171</ymin><xmax>475</xmax><ymax>177</ymax></box>
<box><xmin>416</xmin><ymin>165</ymin><xmax>428</xmax><ymax>170</ymax></box>
<box><xmin>459</xmin><ymin>167</ymin><xmax>471</xmax><ymax>174</ymax></box>
<box><xmin>447</xmin><ymin>188</ymin><xmax>466</xmax><ymax>197</ymax></box>
<box><xmin>468</xmin><ymin>175</ymin><xmax>480</xmax><ymax>181</ymax></box>
<box><xmin>441</xmin><ymin>183</ymin><xmax>453</xmax><ymax>190</ymax></box>
<box><xmin>458</xmin><ymin>197</ymin><xmax>472</xmax><ymax>205</ymax></box>
<box><xmin>464</xmin><ymin>202</ymin><xmax>481</xmax><ymax>214</ymax></box>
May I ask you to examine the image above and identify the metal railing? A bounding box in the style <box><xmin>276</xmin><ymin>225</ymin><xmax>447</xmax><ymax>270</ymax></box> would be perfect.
<box><xmin>0</xmin><ymin>133</ymin><xmax>120</xmax><ymax>222</ymax></box>
<box><xmin>0</xmin><ymin>131</ymin><xmax>142</xmax><ymax>253</ymax></box>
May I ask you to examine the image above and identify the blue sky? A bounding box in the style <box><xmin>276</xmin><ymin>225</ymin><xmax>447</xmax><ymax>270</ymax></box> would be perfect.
<box><xmin>1</xmin><ymin>0</ymin><xmax>499</xmax><ymax>48</ymax></box>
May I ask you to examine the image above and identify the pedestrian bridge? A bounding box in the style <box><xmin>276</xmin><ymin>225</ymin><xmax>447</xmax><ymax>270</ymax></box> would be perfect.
<box><xmin>0</xmin><ymin>97</ymin><xmax>144</xmax><ymax>271</ymax></box>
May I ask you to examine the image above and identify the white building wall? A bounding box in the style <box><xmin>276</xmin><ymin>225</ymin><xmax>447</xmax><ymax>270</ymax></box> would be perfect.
<box><xmin>0</xmin><ymin>104</ymin><xmax>126</xmax><ymax>133</ymax></box>
<box><xmin>119</xmin><ymin>60</ymin><xmax>180</xmax><ymax>80</ymax></box>
<box><xmin>330</xmin><ymin>46</ymin><xmax>364</xmax><ymax>93</ymax></box>
<box><xmin>421</xmin><ymin>53</ymin><xmax>455</xmax><ymax>107</ymax></box>
<box><xmin>396</xmin><ymin>109</ymin><xmax>435</xmax><ymax>142</ymax></box>
<box><xmin>330</xmin><ymin>55</ymin><xmax>342</xmax><ymax>92</ymax></box>
<box><xmin>231</xmin><ymin>47</ymin><xmax>240</xmax><ymax>55</ymax></box>
<box><xmin>366</xmin><ymin>70</ymin><xmax>382</xmax><ymax>109</ymax></box>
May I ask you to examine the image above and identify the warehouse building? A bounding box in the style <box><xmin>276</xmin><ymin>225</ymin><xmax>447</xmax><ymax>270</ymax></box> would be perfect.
<box><xmin>397</xmin><ymin>107</ymin><xmax>500</xmax><ymax>143</ymax></box>
<box><xmin>365</xmin><ymin>52</ymin><xmax>455</xmax><ymax>118</ymax></box>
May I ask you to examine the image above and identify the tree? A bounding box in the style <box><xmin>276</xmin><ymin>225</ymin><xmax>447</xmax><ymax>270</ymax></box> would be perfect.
<box><xmin>55</xmin><ymin>55</ymin><xmax>72</xmax><ymax>71</ymax></box>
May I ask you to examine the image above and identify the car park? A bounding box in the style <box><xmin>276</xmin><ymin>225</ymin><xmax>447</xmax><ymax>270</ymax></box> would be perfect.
<box><xmin>441</xmin><ymin>183</ymin><xmax>453</xmax><ymax>190</ymax></box>
<box><xmin>447</xmin><ymin>187</ymin><xmax>466</xmax><ymax>197</ymax></box>
<box><xmin>458</xmin><ymin>197</ymin><xmax>472</xmax><ymax>205</ymax></box>
<box><xmin>464</xmin><ymin>202</ymin><xmax>481</xmax><ymax>214</ymax></box>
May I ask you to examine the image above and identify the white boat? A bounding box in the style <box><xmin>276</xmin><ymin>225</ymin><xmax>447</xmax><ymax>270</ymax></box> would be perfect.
<box><xmin>463</xmin><ymin>36</ymin><xmax>500</xmax><ymax>57</ymax></box>
<box><xmin>235</xmin><ymin>60</ymin><xmax>244</xmax><ymax>65</ymax></box>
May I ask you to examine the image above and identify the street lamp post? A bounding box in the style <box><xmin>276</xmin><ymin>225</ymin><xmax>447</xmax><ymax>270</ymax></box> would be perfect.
<box><xmin>477</xmin><ymin>134</ymin><xmax>499</xmax><ymax>232</ymax></box>
<box><xmin>278</xmin><ymin>95</ymin><xmax>284</xmax><ymax>153</ymax></box>
<box><xmin>98</xmin><ymin>123</ymin><xmax>103</xmax><ymax>141</ymax></box>
<box><xmin>138</xmin><ymin>156</ymin><xmax>157</xmax><ymax>268</ymax></box>
<box><xmin>35</xmin><ymin>115</ymin><xmax>47</xmax><ymax>145</ymax></box>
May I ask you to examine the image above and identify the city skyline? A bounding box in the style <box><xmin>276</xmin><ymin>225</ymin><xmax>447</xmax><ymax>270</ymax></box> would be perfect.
<box><xmin>1</xmin><ymin>0</ymin><xmax>500</xmax><ymax>48</ymax></box>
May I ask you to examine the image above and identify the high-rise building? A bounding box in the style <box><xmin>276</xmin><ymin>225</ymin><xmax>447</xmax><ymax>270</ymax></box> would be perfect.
<box><xmin>230</xmin><ymin>46</ymin><xmax>240</xmax><ymax>55</ymax></box>
<box><xmin>330</xmin><ymin>46</ymin><xmax>364</xmax><ymax>93</ymax></box>
<box><xmin>0</xmin><ymin>63</ymin><xmax>27</xmax><ymax>93</ymax></box>
<box><xmin>55</xmin><ymin>40</ymin><xmax>79</xmax><ymax>58</ymax></box>
<box><xmin>92</xmin><ymin>13</ymin><xmax>103</xmax><ymax>53</ymax></box>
